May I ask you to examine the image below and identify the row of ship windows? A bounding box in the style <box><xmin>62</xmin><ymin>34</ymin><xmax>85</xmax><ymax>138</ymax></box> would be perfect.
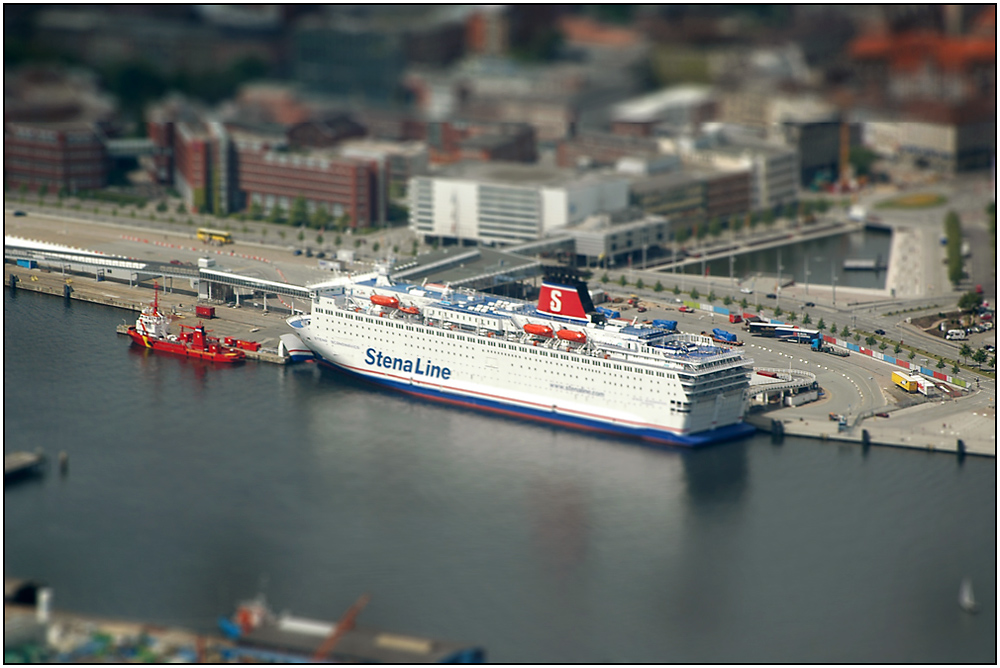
<box><xmin>322</xmin><ymin>308</ymin><xmax>675</xmax><ymax>379</ymax></box>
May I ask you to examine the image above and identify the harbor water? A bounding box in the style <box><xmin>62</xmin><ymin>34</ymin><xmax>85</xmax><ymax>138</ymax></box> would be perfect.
<box><xmin>674</xmin><ymin>228</ymin><xmax>894</xmax><ymax>290</ymax></box>
<box><xmin>3</xmin><ymin>288</ymin><xmax>995</xmax><ymax>663</ymax></box>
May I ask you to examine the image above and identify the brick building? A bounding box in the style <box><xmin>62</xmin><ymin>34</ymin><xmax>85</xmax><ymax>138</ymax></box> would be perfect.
<box><xmin>237</xmin><ymin>147</ymin><xmax>380</xmax><ymax>228</ymax></box>
<box><xmin>4</xmin><ymin>121</ymin><xmax>107</xmax><ymax>193</ymax></box>
<box><xmin>172</xmin><ymin>122</ymin><xmax>213</xmax><ymax>212</ymax></box>
<box><xmin>287</xmin><ymin>116</ymin><xmax>368</xmax><ymax>150</ymax></box>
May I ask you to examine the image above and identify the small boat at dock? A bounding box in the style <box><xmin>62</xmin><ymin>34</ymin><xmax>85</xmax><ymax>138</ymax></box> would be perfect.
<box><xmin>126</xmin><ymin>285</ymin><xmax>244</xmax><ymax>363</ymax></box>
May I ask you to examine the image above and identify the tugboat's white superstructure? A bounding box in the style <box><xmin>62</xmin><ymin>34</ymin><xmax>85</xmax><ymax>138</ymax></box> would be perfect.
<box><xmin>287</xmin><ymin>267</ymin><xmax>753</xmax><ymax>447</ymax></box>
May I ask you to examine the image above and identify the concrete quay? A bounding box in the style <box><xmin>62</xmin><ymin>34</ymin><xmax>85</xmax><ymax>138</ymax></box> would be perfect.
<box><xmin>5</xmin><ymin>263</ymin><xmax>291</xmax><ymax>364</ymax></box>
<box><xmin>748</xmin><ymin>397</ymin><xmax>995</xmax><ymax>457</ymax></box>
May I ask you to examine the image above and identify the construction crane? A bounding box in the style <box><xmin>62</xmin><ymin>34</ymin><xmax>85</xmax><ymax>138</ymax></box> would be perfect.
<box><xmin>311</xmin><ymin>593</ymin><xmax>371</xmax><ymax>662</ymax></box>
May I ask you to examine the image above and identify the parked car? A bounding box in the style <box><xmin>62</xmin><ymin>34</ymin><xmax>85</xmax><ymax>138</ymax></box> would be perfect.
<box><xmin>983</xmin><ymin>344</ymin><xmax>995</xmax><ymax>352</ymax></box>
<box><xmin>740</xmin><ymin>287</ymin><xmax>753</xmax><ymax>294</ymax></box>
<box><xmin>804</xmin><ymin>301</ymin><xmax>815</xmax><ymax>307</ymax></box>
<box><xmin>874</xmin><ymin>328</ymin><xmax>886</xmax><ymax>335</ymax></box>
<box><xmin>292</xmin><ymin>249</ymin><xmax>302</xmax><ymax>256</ymax></box>
<box><xmin>765</xmin><ymin>293</ymin><xmax>777</xmax><ymax>299</ymax></box>
<box><xmin>169</xmin><ymin>259</ymin><xmax>182</xmax><ymax>265</ymax></box>
<box><xmin>13</xmin><ymin>210</ymin><xmax>26</xmax><ymax>216</ymax></box>
<box><xmin>678</xmin><ymin>306</ymin><xmax>694</xmax><ymax>313</ymax></box>
<box><xmin>876</xmin><ymin>412</ymin><xmax>890</xmax><ymax>418</ymax></box>
<box><xmin>637</xmin><ymin>306</ymin><xmax>647</xmax><ymax>313</ymax></box>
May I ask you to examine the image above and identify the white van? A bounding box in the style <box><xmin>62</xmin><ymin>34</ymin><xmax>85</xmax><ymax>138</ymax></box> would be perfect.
<box><xmin>946</xmin><ymin>329</ymin><xmax>967</xmax><ymax>340</ymax></box>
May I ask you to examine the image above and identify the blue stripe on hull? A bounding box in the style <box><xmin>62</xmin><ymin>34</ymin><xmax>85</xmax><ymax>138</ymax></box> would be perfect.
<box><xmin>312</xmin><ymin>355</ymin><xmax>754</xmax><ymax>449</ymax></box>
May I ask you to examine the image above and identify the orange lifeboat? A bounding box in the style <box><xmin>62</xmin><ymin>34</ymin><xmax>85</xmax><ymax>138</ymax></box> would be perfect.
<box><xmin>523</xmin><ymin>323</ymin><xmax>554</xmax><ymax>337</ymax></box>
<box><xmin>399</xmin><ymin>305</ymin><xmax>420</xmax><ymax>315</ymax></box>
<box><xmin>370</xmin><ymin>294</ymin><xmax>399</xmax><ymax>308</ymax></box>
<box><xmin>556</xmin><ymin>329</ymin><xmax>586</xmax><ymax>343</ymax></box>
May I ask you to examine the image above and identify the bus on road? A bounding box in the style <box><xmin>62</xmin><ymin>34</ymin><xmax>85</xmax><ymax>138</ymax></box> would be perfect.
<box><xmin>197</xmin><ymin>228</ymin><xmax>233</xmax><ymax>245</ymax></box>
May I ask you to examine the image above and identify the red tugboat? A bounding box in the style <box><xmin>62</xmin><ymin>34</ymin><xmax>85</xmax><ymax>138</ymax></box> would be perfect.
<box><xmin>127</xmin><ymin>286</ymin><xmax>245</xmax><ymax>363</ymax></box>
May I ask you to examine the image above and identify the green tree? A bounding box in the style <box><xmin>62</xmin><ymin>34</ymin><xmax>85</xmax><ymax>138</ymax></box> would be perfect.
<box><xmin>277</xmin><ymin>229</ymin><xmax>286</xmax><ymax>240</ymax></box>
<box><xmin>802</xmin><ymin>313</ymin><xmax>811</xmax><ymax>325</ymax></box>
<box><xmin>38</xmin><ymin>184</ymin><xmax>49</xmax><ymax>201</ymax></box>
<box><xmin>865</xmin><ymin>334</ymin><xmax>876</xmax><ymax>346</ymax></box>
<box><xmin>936</xmin><ymin>358</ymin><xmax>946</xmax><ymax>370</ymax></box>
<box><xmin>848</xmin><ymin>146</ymin><xmax>879</xmax><ymax>178</ymax></box>
<box><xmin>774</xmin><ymin>306</ymin><xmax>783</xmax><ymax>317</ymax></box>
<box><xmin>722</xmin><ymin>295</ymin><xmax>732</xmax><ymax>306</ymax></box>
<box><xmin>695</xmin><ymin>222</ymin><xmax>708</xmax><ymax>240</ymax></box>
<box><xmin>311</xmin><ymin>204</ymin><xmax>331</xmax><ymax>230</ymax></box>
<box><xmin>635</xmin><ymin>278</ymin><xmax>645</xmax><ymax>290</ymax></box>
<box><xmin>989</xmin><ymin>356</ymin><xmax>996</xmax><ymax>369</ymax></box>
<box><xmin>707</xmin><ymin>290</ymin><xmax>716</xmax><ymax>303</ymax></box>
<box><xmin>740</xmin><ymin>297</ymin><xmax>748</xmax><ymax>310</ymax></box>
<box><xmin>952</xmin><ymin>362</ymin><xmax>960</xmax><ymax>375</ymax></box>
<box><xmin>817</xmin><ymin>317</ymin><xmax>825</xmax><ymax>330</ymax></box>
<box><xmin>908</xmin><ymin>350</ymin><xmax>915</xmax><ymax>361</ymax></box>
<box><xmin>972</xmin><ymin>348</ymin><xmax>987</xmax><ymax>368</ymax></box>
<box><xmin>619</xmin><ymin>275</ymin><xmax>627</xmax><ymax>287</ymax></box>
<box><xmin>761</xmin><ymin>209</ymin><xmax>775</xmax><ymax>227</ymax></box>
<box><xmin>600</xmin><ymin>273</ymin><xmax>609</xmax><ymax>284</ymax></box>
<box><xmin>268</xmin><ymin>203</ymin><xmax>284</xmax><ymax>224</ymax></box>
<box><xmin>156</xmin><ymin>200</ymin><xmax>167</xmax><ymax>213</ymax></box>
<box><xmin>675</xmin><ymin>227</ymin><xmax>690</xmax><ymax>244</ymax></box>
<box><xmin>816</xmin><ymin>198</ymin><xmax>829</xmax><ymax>214</ymax></box>
<box><xmin>708</xmin><ymin>216</ymin><xmax>723</xmax><ymax>238</ymax></box>
<box><xmin>958</xmin><ymin>291</ymin><xmax>982</xmax><ymax>311</ymax></box>
<box><xmin>853</xmin><ymin>332</ymin><xmax>861</xmax><ymax>343</ymax></box>
<box><xmin>297</xmin><ymin>229</ymin><xmax>305</xmax><ymax>242</ymax></box>
<box><xmin>316</xmin><ymin>233</ymin><xmax>324</xmax><ymax>245</ymax></box>
<box><xmin>893</xmin><ymin>343</ymin><xmax>901</xmax><ymax>355</ymax></box>
<box><xmin>944</xmin><ymin>210</ymin><xmax>964</xmax><ymax>286</ymax></box>
<box><xmin>690</xmin><ymin>287</ymin><xmax>699</xmax><ymax>300</ymax></box>
<box><xmin>841</xmin><ymin>325</ymin><xmax>850</xmax><ymax>337</ymax></box>
<box><xmin>411</xmin><ymin>239</ymin><xmax>418</xmax><ymax>255</ymax></box>
<box><xmin>783</xmin><ymin>201</ymin><xmax>797</xmax><ymax>221</ymax></box>
<box><xmin>354</xmin><ymin>239</ymin><xmax>361</xmax><ymax>249</ymax></box>
<box><xmin>786</xmin><ymin>311</ymin><xmax>796</xmax><ymax>322</ymax></box>
<box><xmin>654</xmin><ymin>280</ymin><xmax>664</xmax><ymax>293</ymax></box>
<box><xmin>177</xmin><ymin>203</ymin><xmax>187</xmax><ymax>215</ymax></box>
<box><xmin>261</xmin><ymin>227</ymin><xmax>268</xmax><ymax>239</ymax></box>
<box><xmin>372</xmin><ymin>242</ymin><xmax>380</xmax><ymax>254</ymax></box>
<box><xmin>290</xmin><ymin>195</ymin><xmax>309</xmax><ymax>227</ymax></box>
<box><xmin>673</xmin><ymin>285</ymin><xmax>681</xmax><ymax>295</ymax></box>
<box><xmin>959</xmin><ymin>343</ymin><xmax>972</xmax><ymax>365</ymax></box>
<box><xmin>878</xmin><ymin>341</ymin><xmax>887</xmax><ymax>352</ymax></box>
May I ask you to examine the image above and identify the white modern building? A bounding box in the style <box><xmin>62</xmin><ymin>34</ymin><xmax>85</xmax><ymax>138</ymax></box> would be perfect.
<box><xmin>409</xmin><ymin>162</ymin><xmax>629</xmax><ymax>245</ymax></box>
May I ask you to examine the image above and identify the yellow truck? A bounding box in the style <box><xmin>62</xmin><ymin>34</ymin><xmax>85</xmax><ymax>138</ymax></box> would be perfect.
<box><xmin>891</xmin><ymin>370</ymin><xmax>918</xmax><ymax>393</ymax></box>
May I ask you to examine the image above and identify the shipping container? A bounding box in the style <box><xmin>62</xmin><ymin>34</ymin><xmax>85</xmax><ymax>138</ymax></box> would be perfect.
<box><xmin>729</xmin><ymin>313</ymin><xmax>743</xmax><ymax>324</ymax></box>
<box><xmin>196</xmin><ymin>305</ymin><xmax>216</xmax><ymax>319</ymax></box>
<box><xmin>16</xmin><ymin>259</ymin><xmax>37</xmax><ymax>269</ymax></box>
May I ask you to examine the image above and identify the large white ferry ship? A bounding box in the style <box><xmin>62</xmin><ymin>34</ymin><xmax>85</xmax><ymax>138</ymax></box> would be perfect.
<box><xmin>286</xmin><ymin>266</ymin><xmax>755</xmax><ymax>447</ymax></box>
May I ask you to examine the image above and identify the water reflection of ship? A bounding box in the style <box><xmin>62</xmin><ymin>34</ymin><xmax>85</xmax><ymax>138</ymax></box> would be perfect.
<box><xmin>659</xmin><ymin>445</ymin><xmax>749</xmax><ymax>649</ymax></box>
<box><xmin>530</xmin><ymin>479</ymin><xmax>588</xmax><ymax>574</ymax></box>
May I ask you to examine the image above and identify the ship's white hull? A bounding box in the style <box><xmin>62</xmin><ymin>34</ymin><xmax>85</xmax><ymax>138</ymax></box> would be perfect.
<box><xmin>290</xmin><ymin>306</ymin><xmax>753</xmax><ymax>447</ymax></box>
